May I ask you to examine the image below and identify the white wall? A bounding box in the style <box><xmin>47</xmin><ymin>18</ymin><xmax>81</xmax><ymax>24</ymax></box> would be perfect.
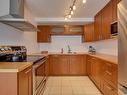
<box><xmin>93</xmin><ymin>38</ymin><xmax>118</xmax><ymax>56</ymax></box>
<box><xmin>0</xmin><ymin>23</ymin><xmax>39</xmax><ymax>54</ymax></box>
<box><xmin>39</xmin><ymin>36</ymin><xmax>118</xmax><ymax>56</ymax></box>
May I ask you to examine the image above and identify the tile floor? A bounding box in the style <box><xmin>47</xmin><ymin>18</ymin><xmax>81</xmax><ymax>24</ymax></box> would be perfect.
<box><xmin>43</xmin><ymin>76</ymin><xmax>102</xmax><ymax>95</ymax></box>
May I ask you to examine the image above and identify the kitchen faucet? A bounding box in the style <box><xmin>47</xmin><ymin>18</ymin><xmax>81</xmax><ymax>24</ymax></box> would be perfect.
<box><xmin>67</xmin><ymin>45</ymin><xmax>72</xmax><ymax>53</ymax></box>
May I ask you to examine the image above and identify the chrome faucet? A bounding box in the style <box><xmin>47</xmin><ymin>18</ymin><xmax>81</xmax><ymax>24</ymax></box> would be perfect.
<box><xmin>67</xmin><ymin>45</ymin><xmax>72</xmax><ymax>53</ymax></box>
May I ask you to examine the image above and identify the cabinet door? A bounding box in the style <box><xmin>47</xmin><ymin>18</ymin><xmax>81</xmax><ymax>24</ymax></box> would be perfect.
<box><xmin>50</xmin><ymin>26</ymin><xmax>65</xmax><ymax>35</ymax></box>
<box><xmin>94</xmin><ymin>12</ymin><xmax>102</xmax><ymax>41</ymax></box>
<box><xmin>86</xmin><ymin>56</ymin><xmax>92</xmax><ymax>78</ymax></box>
<box><xmin>37</xmin><ymin>26</ymin><xmax>51</xmax><ymax>43</ymax></box>
<box><xmin>50</xmin><ymin>55</ymin><xmax>69</xmax><ymax>75</ymax></box>
<box><xmin>68</xmin><ymin>26</ymin><xmax>83</xmax><ymax>35</ymax></box>
<box><xmin>84</xmin><ymin>23</ymin><xmax>94</xmax><ymax>42</ymax></box>
<box><xmin>103</xmin><ymin>61</ymin><xmax>118</xmax><ymax>89</ymax></box>
<box><xmin>91</xmin><ymin>57</ymin><xmax>101</xmax><ymax>88</ymax></box>
<box><xmin>102</xmin><ymin>81</ymin><xmax>117</xmax><ymax>95</ymax></box>
<box><xmin>101</xmin><ymin>1</ymin><xmax>112</xmax><ymax>39</ymax></box>
<box><xmin>69</xmin><ymin>55</ymin><xmax>86</xmax><ymax>75</ymax></box>
<box><xmin>18</xmin><ymin>66</ymin><xmax>32</xmax><ymax>95</ymax></box>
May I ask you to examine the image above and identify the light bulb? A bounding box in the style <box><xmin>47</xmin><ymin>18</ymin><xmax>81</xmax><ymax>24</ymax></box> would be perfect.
<box><xmin>64</xmin><ymin>17</ymin><xmax>68</xmax><ymax>21</ymax></box>
<box><xmin>68</xmin><ymin>15</ymin><xmax>71</xmax><ymax>18</ymax></box>
<box><xmin>71</xmin><ymin>10</ymin><xmax>74</xmax><ymax>15</ymax></box>
<box><xmin>82</xmin><ymin>0</ymin><xmax>86</xmax><ymax>3</ymax></box>
<box><xmin>73</xmin><ymin>5</ymin><xmax>76</xmax><ymax>10</ymax></box>
<box><xmin>70</xmin><ymin>7</ymin><xmax>72</xmax><ymax>10</ymax></box>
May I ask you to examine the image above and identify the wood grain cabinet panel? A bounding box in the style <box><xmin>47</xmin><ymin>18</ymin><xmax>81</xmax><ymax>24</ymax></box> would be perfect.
<box><xmin>69</xmin><ymin>55</ymin><xmax>86</xmax><ymax>75</ymax></box>
<box><xmin>102</xmin><ymin>81</ymin><xmax>117</xmax><ymax>95</ymax></box>
<box><xmin>0</xmin><ymin>66</ymin><xmax>33</xmax><ymax>95</ymax></box>
<box><xmin>94</xmin><ymin>0</ymin><xmax>118</xmax><ymax>41</ymax></box>
<box><xmin>18</xmin><ymin>66</ymin><xmax>32</xmax><ymax>95</ymax></box>
<box><xmin>86</xmin><ymin>56</ymin><xmax>92</xmax><ymax>77</ymax></box>
<box><xmin>49</xmin><ymin>55</ymin><xmax>69</xmax><ymax>75</ymax></box>
<box><xmin>86</xmin><ymin>56</ymin><xmax>118</xmax><ymax>95</ymax></box>
<box><xmin>84</xmin><ymin>23</ymin><xmax>94</xmax><ymax>42</ymax></box>
<box><xmin>88</xmin><ymin>57</ymin><xmax>102</xmax><ymax>89</ymax></box>
<box><xmin>94</xmin><ymin>12</ymin><xmax>102</xmax><ymax>41</ymax></box>
<box><xmin>37</xmin><ymin>26</ymin><xmax>51</xmax><ymax>43</ymax></box>
<box><xmin>101</xmin><ymin>1</ymin><xmax>112</xmax><ymax>39</ymax></box>
<box><xmin>49</xmin><ymin>55</ymin><xmax>86</xmax><ymax>75</ymax></box>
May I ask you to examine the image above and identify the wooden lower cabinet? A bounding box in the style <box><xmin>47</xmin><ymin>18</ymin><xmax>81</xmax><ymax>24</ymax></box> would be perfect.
<box><xmin>0</xmin><ymin>66</ymin><xmax>32</xmax><ymax>95</ymax></box>
<box><xmin>86</xmin><ymin>55</ymin><xmax>118</xmax><ymax>95</ymax></box>
<box><xmin>50</xmin><ymin>55</ymin><xmax>69</xmax><ymax>75</ymax></box>
<box><xmin>69</xmin><ymin>55</ymin><xmax>86</xmax><ymax>75</ymax></box>
<box><xmin>102</xmin><ymin>81</ymin><xmax>117</xmax><ymax>95</ymax></box>
<box><xmin>49</xmin><ymin>54</ymin><xmax>86</xmax><ymax>75</ymax></box>
<box><xmin>18</xmin><ymin>66</ymin><xmax>32</xmax><ymax>95</ymax></box>
<box><xmin>91</xmin><ymin>58</ymin><xmax>101</xmax><ymax>89</ymax></box>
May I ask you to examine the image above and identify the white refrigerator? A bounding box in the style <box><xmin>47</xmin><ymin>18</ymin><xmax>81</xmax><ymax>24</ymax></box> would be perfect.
<box><xmin>118</xmin><ymin>0</ymin><xmax>127</xmax><ymax>94</ymax></box>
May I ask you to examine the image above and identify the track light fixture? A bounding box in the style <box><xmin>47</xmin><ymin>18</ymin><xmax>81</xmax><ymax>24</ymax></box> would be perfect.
<box><xmin>64</xmin><ymin>0</ymin><xmax>86</xmax><ymax>20</ymax></box>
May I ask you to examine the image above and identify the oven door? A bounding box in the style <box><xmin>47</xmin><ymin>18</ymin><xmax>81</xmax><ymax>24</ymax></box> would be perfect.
<box><xmin>33</xmin><ymin>58</ymin><xmax>47</xmax><ymax>95</ymax></box>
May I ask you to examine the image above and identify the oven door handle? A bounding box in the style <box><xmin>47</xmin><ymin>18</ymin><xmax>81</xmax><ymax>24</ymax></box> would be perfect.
<box><xmin>33</xmin><ymin>59</ymin><xmax>46</xmax><ymax>69</ymax></box>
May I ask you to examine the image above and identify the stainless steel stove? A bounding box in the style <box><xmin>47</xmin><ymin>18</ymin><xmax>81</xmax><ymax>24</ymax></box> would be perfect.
<box><xmin>0</xmin><ymin>46</ymin><xmax>47</xmax><ymax>95</ymax></box>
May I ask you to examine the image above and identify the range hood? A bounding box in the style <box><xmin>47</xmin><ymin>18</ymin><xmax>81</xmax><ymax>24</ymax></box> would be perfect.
<box><xmin>0</xmin><ymin>0</ymin><xmax>39</xmax><ymax>31</ymax></box>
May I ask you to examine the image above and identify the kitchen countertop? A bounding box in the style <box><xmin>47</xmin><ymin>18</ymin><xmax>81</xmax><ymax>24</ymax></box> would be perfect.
<box><xmin>0</xmin><ymin>52</ymin><xmax>118</xmax><ymax>73</ymax></box>
<box><xmin>88</xmin><ymin>53</ymin><xmax>118</xmax><ymax>64</ymax></box>
<box><xmin>32</xmin><ymin>52</ymin><xmax>118</xmax><ymax>64</ymax></box>
<box><xmin>0</xmin><ymin>62</ymin><xmax>32</xmax><ymax>72</ymax></box>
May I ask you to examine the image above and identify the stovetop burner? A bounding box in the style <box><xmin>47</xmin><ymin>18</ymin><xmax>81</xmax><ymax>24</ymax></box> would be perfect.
<box><xmin>0</xmin><ymin>46</ymin><xmax>45</xmax><ymax>63</ymax></box>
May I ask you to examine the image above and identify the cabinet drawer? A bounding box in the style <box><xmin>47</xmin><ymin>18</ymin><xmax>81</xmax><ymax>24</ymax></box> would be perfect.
<box><xmin>102</xmin><ymin>81</ymin><xmax>118</xmax><ymax>95</ymax></box>
<box><xmin>103</xmin><ymin>62</ymin><xmax>113</xmax><ymax>81</ymax></box>
<box><xmin>103</xmin><ymin>62</ymin><xmax>118</xmax><ymax>89</ymax></box>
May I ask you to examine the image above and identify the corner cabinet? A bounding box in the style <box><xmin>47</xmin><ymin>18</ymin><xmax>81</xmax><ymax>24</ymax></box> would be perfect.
<box><xmin>37</xmin><ymin>26</ymin><xmax>51</xmax><ymax>43</ymax></box>
<box><xmin>83</xmin><ymin>23</ymin><xmax>95</xmax><ymax>42</ymax></box>
<box><xmin>86</xmin><ymin>55</ymin><xmax>118</xmax><ymax>95</ymax></box>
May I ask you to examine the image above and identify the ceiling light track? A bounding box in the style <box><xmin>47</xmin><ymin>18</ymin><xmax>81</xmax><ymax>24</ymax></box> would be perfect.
<box><xmin>64</xmin><ymin>0</ymin><xmax>86</xmax><ymax>21</ymax></box>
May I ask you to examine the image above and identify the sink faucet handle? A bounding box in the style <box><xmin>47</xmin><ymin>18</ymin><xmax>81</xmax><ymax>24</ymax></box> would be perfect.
<box><xmin>67</xmin><ymin>45</ymin><xmax>72</xmax><ymax>53</ymax></box>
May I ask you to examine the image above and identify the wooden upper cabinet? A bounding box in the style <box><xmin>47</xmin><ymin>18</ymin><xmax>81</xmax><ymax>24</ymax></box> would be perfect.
<box><xmin>50</xmin><ymin>25</ymin><xmax>83</xmax><ymax>35</ymax></box>
<box><xmin>84</xmin><ymin>23</ymin><xmax>94</xmax><ymax>42</ymax></box>
<box><xmin>94</xmin><ymin>0</ymin><xmax>118</xmax><ymax>41</ymax></box>
<box><xmin>37</xmin><ymin>26</ymin><xmax>51</xmax><ymax>43</ymax></box>
<box><xmin>94</xmin><ymin>12</ymin><xmax>102</xmax><ymax>41</ymax></box>
<box><xmin>101</xmin><ymin>1</ymin><xmax>112</xmax><ymax>39</ymax></box>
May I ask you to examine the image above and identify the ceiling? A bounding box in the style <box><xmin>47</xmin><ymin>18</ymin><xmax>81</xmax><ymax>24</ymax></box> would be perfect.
<box><xmin>25</xmin><ymin>0</ymin><xmax>110</xmax><ymax>25</ymax></box>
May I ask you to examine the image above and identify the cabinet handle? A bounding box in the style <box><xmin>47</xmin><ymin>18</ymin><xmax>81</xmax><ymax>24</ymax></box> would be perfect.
<box><xmin>25</xmin><ymin>69</ymin><xmax>32</xmax><ymax>74</ymax></box>
<box><xmin>106</xmin><ymin>85</ymin><xmax>114</xmax><ymax>91</ymax></box>
<box><xmin>106</xmin><ymin>71</ymin><xmax>112</xmax><ymax>76</ymax></box>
